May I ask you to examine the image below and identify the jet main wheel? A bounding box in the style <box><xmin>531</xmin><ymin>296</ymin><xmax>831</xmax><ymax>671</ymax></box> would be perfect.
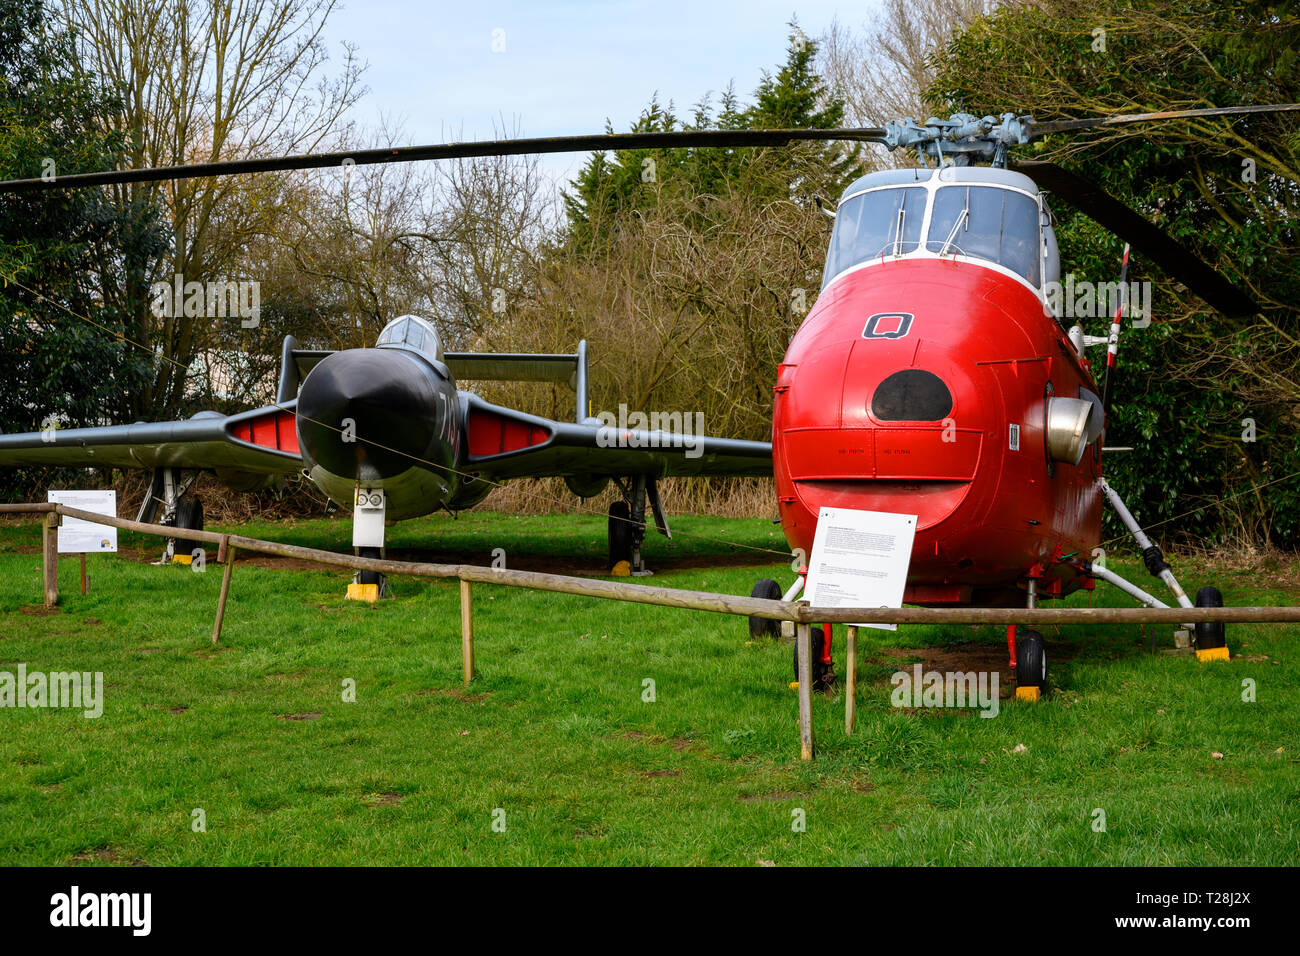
<box><xmin>1194</xmin><ymin>586</ymin><xmax>1226</xmax><ymax>650</ymax></box>
<box><xmin>171</xmin><ymin>495</ymin><xmax>204</xmax><ymax>562</ymax></box>
<box><xmin>792</xmin><ymin>625</ymin><xmax>834</xmax><ymax>690</ymax></box>
<box><xmin>1016</xmin><ymin>629</ymin><xmax>1047</xmax><ymax>690</ymax></box>
<box><xmin>748</xmin><ymin>578</ymin><xmax>782</xmax><ymax>638</ymax></box>
<box><xmin>608</xmin><ymin>500</ymin><xmax>633</xmax><ymax>570</ymax></box>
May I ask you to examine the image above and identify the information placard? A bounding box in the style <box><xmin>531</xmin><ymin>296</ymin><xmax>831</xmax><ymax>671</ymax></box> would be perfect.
<box><xmin>47</xmin><ymin>490</ymin><xmax>118</xmax><ymax>554</ymax></box>
<box><xmin>803</xmin><ymin>507</ymin><xmax>917</xmax><ymax>630</ymax></box>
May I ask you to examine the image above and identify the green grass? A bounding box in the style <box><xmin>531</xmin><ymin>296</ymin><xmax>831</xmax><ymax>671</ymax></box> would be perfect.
<box><xmin>0</xmin><ymin>510</ymin><xmax>1295</xmax><ymax>865</ymax></box>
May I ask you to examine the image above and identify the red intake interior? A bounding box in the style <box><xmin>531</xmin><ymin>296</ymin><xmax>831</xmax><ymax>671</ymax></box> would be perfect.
<box><xmin>230</xmin><ymin>410</ymin><xmax>300</xmax><ymax>455</ymax></box>
<box><xmin>467</xmin><ymin>408</ymin><xmax>552</xmax><ymax>458</ymax></box>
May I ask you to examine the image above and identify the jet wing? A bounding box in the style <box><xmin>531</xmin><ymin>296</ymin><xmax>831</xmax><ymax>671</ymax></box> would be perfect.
<box><xmin>462</xmin><ymin>395</ymin><xmax>771</xmax><ymax>479</ymax></box>
<box><xmin>0</xmin><ymin>403</ymin><xmax>302</xmax><ymax>473</ymax></box>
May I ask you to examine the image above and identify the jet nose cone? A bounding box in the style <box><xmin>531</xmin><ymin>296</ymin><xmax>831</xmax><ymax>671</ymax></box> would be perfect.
<box><xmin>296</xmin><ymin>348</ymin><xmax>443</xmax><ymax>480</ymax></box>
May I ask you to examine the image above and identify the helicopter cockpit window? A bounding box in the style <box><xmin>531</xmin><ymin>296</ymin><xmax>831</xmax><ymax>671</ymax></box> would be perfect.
<box><xmin>925</xmin><ymin>185</ymin><xmax>1041</xmax><ymax>285</ymax></box>
<box><xmin>822</xmin><ymin>187</ymin><xmax>927</xmax><ymax>286</ymax></box>
<box><xmin>376</xmin><ymin>315</ymin><xmax>443</xmax><ymax>361</ymax></box>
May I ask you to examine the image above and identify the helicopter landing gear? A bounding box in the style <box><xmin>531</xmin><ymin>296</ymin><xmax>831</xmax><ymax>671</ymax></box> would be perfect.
<box><xmin>792</xmin><ymin>623</ymin><xmax>835</xmax><ymax>690</ymax></box>
<box><xmin>1194</xmin><ymin>586</ymin><xmax>1229</xmax><ymax>661</ymax></box>
<box><xmin>1015</xmin><ymin>629</ymin><xmax>1047</xmax><ymax>701</ymax></box>
<box><xmin>1013</xmin><ymin>578</ymin><xmax>1046</xmax><ymax>701</ymax></box>
<box><xmin>1097</xmin><ymin>478</ymin><xmax>1229</xmax><ymax>659</ymax></box>
<box><xmin>747</xmin><ymin>578</ymin><xmax>782</xmax><ymax>638</ymax></box>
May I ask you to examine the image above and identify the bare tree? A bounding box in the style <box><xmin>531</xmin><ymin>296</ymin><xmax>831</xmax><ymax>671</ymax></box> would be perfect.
<box><xmin>60</xmin><ymin>0</ymin><xmax>365</xmax><ymax>415</ymax></box>
<box><xmin>818</xmin><ymin>0</ymin><xmax>998</xmax><ymax>167</ymax></box>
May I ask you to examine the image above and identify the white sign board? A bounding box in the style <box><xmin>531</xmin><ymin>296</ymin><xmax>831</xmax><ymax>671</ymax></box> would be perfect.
<box><xmin>47</xmin><ymin>490</ymin><xmax>117</xmax><ymax>554</ymax></box>
<box><xmin>803</xmin><ymin>507</ymin><xmax>917</xmax><ymax>630</ymax></box>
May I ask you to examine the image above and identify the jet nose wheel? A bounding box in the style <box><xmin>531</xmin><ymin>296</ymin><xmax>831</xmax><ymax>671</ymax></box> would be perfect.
<box><xmin>1015</xmin><ymin>629</ymin><xmax>1047</xmax><ymax>701</ymax></box>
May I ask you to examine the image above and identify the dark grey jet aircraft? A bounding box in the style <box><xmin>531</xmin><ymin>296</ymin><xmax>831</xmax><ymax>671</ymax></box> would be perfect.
<box><xmin>0</xmin><ymin>314</ymin><xmax>771</xmax><ymax>591</ymax></box>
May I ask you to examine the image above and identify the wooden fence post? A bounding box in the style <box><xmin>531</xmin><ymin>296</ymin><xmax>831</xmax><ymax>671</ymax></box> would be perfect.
<box><xmin>212</xmin><ymin>538</ymin><xmax>235</xmax><ymax>644</ymax></box>
<box><xmin>845</xmin><ymin>626</ymin><xmax>858</xmax><ymax>735</ymax></box>
<box><xmin>42</xmin><ymin>512</ymin><xmax>59</xmax><ymax>607</ymax></box>
<box><xmin>796</xmin><ymin>622</ymin><xmax>814</xmax><ymax>760</ymax></box>
<box><xmin>460</xmin><ymin>578</ymin><xmax>474</xmax><ymax>685</ymax></box>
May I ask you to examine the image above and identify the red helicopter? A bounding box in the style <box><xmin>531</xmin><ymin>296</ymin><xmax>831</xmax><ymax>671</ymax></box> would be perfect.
<box><xmin>750</xmin><ymin>108</ymin><xmax>1295</xmax><ymax>694</ymax></box>
<box><xmin>2</xmin><ymin>104</ymin><xmax>1294</xmax><ymax>696</ymax></box>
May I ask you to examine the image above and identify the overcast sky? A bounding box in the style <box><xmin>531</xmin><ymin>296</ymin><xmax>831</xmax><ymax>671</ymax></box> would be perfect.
<box><xmin>322</xmin><ymin>0</ymin><xmax>880</xmax><ymax>185</ymax></box>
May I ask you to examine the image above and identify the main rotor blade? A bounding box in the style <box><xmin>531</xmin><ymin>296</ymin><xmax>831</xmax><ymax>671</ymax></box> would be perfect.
<box><xmin>1029</xmin><ymin>102</ymin><xmax>1300</xmax><ymax>138</ymax></box>
<box><xmin>1012</xmin><ymin>159</ymin><xmax>1259</xmax><ymax>317</ymax></box>
<box><xmin>0</xmin><ymin>127</ymin><xmax>887</xmax><ymax>194</ymax></box>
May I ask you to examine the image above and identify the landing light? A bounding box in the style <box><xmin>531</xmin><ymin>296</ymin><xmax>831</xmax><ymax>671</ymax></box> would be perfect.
<box><xmin>1045</xmin><ymin>397</ymin><xmax>1094</xmax><ymax>465</ymax></box>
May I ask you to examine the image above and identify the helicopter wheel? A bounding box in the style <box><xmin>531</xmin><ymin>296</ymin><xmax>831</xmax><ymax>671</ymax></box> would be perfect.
<box><xmin>1015</xmin><ymin>629</ymin><xmax>1047</xmax><ymax>701</ymax></box>
<box><xmin>748</xmin><ymin>578</ymin><xmax>781</xmax><ymax>638</ymax></box>
<box><xmin>792</xmin><ymin>624</ymin><xmax>835</xmax><ymax>690</ymax></box>
<box><xmin>1194</xmin><ymin>586</ymin><xmax>1229</xmax><ymax>661</ymax></box>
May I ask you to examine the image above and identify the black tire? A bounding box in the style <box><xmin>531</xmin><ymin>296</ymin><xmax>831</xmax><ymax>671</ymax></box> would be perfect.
<box><xmin>357</xmin><ymin>546</ymin><xmax>383</xmax><ymax>586</ymax></box>
<box><xmin>1016</xmin><ymin>629</ymin><xmax>1047</xmax><ymax>689</ymax></box>
<box><xmin>172</xmin><ymin>496</ymin><xmax>204</xmax><ymax>563</ymax></box>
<box><xmin>608</xmin><ymin>500</ymin><xmax>633</xmax><ymax>569</ymax></box>
<box><xmin>792</xmin><ymin>625</ymin><xmax>833</xmax><ymax>689</ymax></box>
<box><xmin>1194</xmin><ymin>586</ymin><xmax>1226</xmax><ymax>650</ymax></box>
<box><xmin>748</xmin><ymin>578</ymin><xmax>782</xmax><ymax>638</ymax></box>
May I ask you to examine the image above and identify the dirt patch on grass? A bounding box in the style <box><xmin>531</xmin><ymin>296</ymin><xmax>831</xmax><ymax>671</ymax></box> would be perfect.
<box><xmin>738</xmin><ymin>790</ymin><xmax>799</xmax><ymax>803</ymax></box>
<box><xmin>19</xmin><ymin>604</ymin><xmax>59</xmax><ymax>617</ymax></box>
<box><xmin>615</xmin><ymin>730</ymin><xmax>718</xmax><ymax>760</ymax></box>
<box><xmin>277</xmin><ymin>712</ymin><xmax>322</xmax><ymax>721</ymax></box>
<box><xmin>635</xmin><ymin>769</ymin><xmax>681</xmax><ymax>778</ymax></box>
<box><xmin>418</xmin><ymin>687</ymin><xmax>492</xmax><ymax>704</ymax></box>
<box><xmin>168</xmin><ymin>705</ymin><xmax>188</xmax><ymax>715</ymax></box>
<box><xmin>71</xmin><ymin>845</ymin><xmax>147</xmax><ymax>866</ymax></box>
<box><xmin>363</xmin><ymin>792</ymin><xmax>403</xmax><ymax>807</ymax></box>
<box><xmin>866</xmin><ymin>638</ymin><xmax>1079</xmax><ymax>687</ymax></box>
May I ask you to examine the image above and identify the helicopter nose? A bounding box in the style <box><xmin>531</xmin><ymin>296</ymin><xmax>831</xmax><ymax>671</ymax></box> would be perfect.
<box><xmin>296</xmin><ymin>348</ymin><xmax>445</xmax><ymax>480</ymax></box>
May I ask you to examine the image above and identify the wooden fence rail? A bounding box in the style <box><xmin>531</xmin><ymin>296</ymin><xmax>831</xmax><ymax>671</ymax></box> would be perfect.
<box><xmin>5</xmin><ymin>500</ymin><xmax>1298</xmax><ymax>760</ymax></box>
